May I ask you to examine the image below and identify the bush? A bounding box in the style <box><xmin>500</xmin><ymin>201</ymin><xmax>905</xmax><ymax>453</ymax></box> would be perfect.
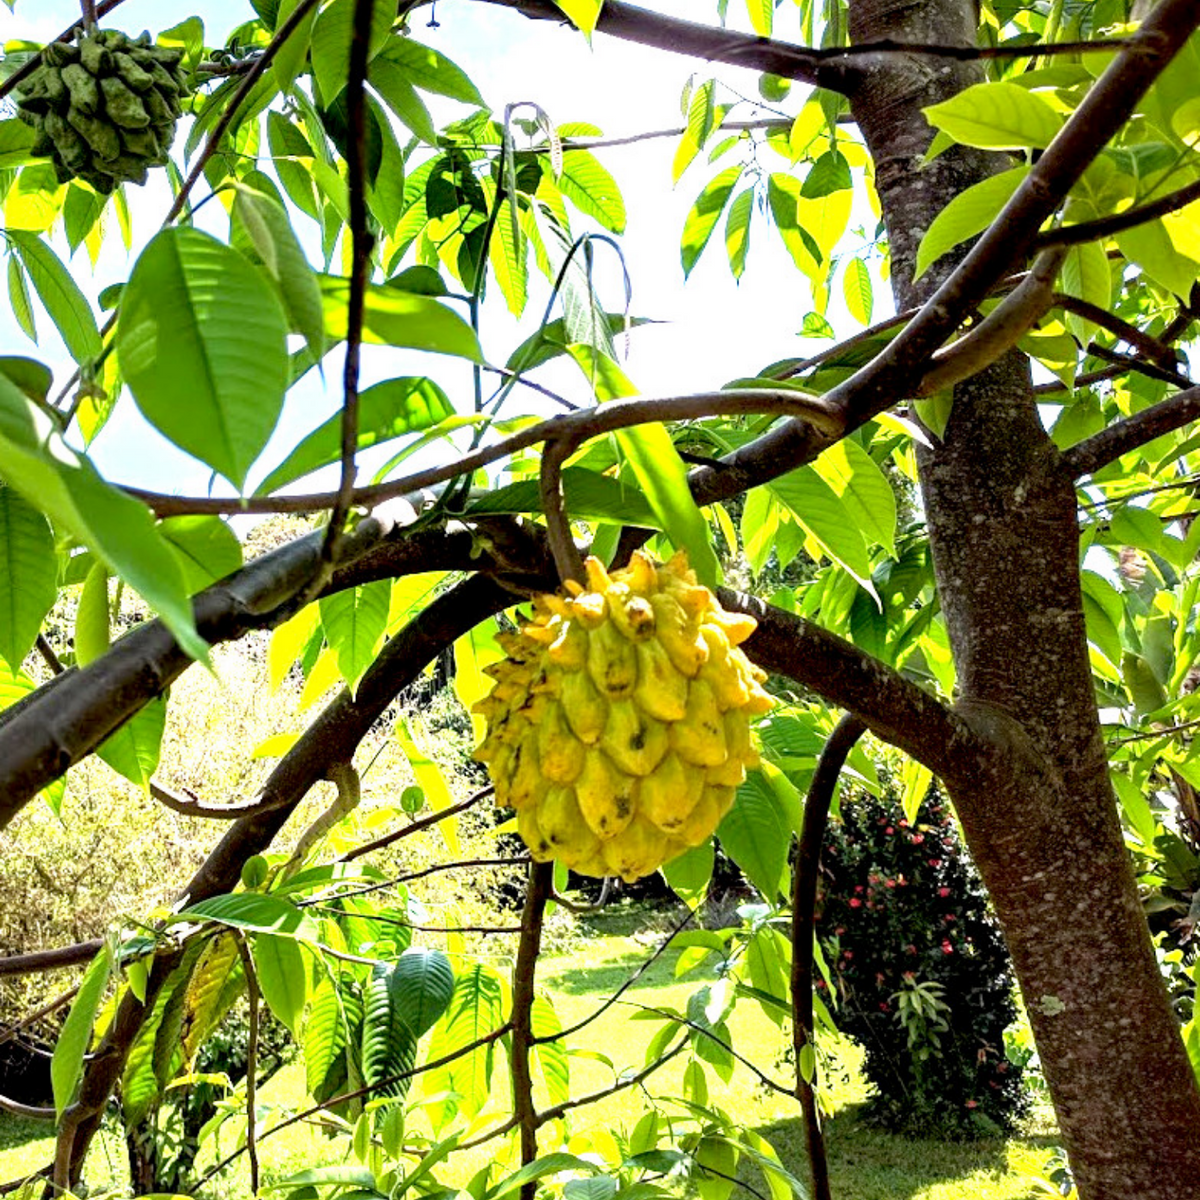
<box><xmin>816</xmin><ymin>785</ymin><xmax>1027</xmax><ymax>1137</ymax></box>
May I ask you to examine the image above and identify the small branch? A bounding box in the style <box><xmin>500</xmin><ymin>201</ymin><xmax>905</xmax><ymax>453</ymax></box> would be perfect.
<box><xmin>534</xmin><ymin>905</ymin><xmax>697</xmax><ymax>1044</ymax></box>
<box><xmin>791</xmin><ymin>714</ymin><xmax>866</xmax><ymax>1200</ymax></box>
<box><xmin>0</xmin><ymin>987</ymin><xmax>81</xmax><ymax>1048</ymax></box>
<box><xmin>0</xmin><ymin>942</ymin><xmax>103</xmax><ymax>978</ymax></box>
<box><xmin>0</xmin><ymin>0</ymin><xmax>127</xmax><ymax>102</ymax></box>
<box><xmin>0</xmin><ymin>1094</ymin><xmax>54</xmax><ymax>1121</ymax></box>
<box><xmin>1084</xmin><ymin>342</ymin><xmax>1192</xmax><ymax>389</ymax></box>
<box><xmin>36</xmin><ymin>635</ymin><xmax>64</xmax><ymax>676</ymax></box>
<box><xmin>1053</xmin><ymin>294</ymin><xmax>1183</xmax><ymax>370</ymax></box>
<box><xmin>148</xmin><ymin>779</ymin><xmax>296</xmax><ymax>819</ymax></box>
<box><xmin>1108</xmin><ymin>718</ymin><xmax>1200</xmax><ymax>745</ymax></box>
<box><xmin>80</xmin><ymin>0</ymin><xmax>97</xmax><ymax>35</ymax></box>
<box><xmin>618</xmin><ymin>1001</ymin><xmax>793</xmax><ymax>1096</ymax></box>
<box><xmin>540</xmin><ymin>438</ymin><xmax>587</xmax><ymax>586</ymax></box>
<box><xmin>319</xmin><ymin>0</ymin><xmax>375</xmax><ymax>578</ymax></box>
<box><xmin>511</xmin><ymin>862</ymin><xmax>552</xmax><ymax>1197</ymax></box>
<box><xmin>1035</xmin><ymin>177</ymin><xmax>1200</xmax><ymax>251</ymax></box>
<box><xmin>1063</xmin><ymin>385</ymin><xmax>1200</xmax><ymax>478</ymax></box>
<box><xmin>333</xmin><ymin>856</ymin><xmax>531</xmax><ymax>901</ymax></box>
<box><xmin>339</xmin><ymin>789</ymin><xmax>488</xmax><ymax>862</ymax></box>
<box><xmin>536</xmin><ymin>1035</ymin><xmax>689</xmax><ymax>1124</ymax></box>
<box><xmin>125</xmin><ymin>389</ymin><xmax>846</xmax><ymax>517</ymax></box>
<box><xmin>234</xmin><ymin>938</ymin><xmax>261</xmax><ymax>1197</ymax></box>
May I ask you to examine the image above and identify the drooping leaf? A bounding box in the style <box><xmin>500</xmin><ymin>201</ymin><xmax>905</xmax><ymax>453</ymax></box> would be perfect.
<box><xmin>724</xmin><ymin>186</ymin><xmax>754</xmax><ymax>280</ymax></box>
<box><xmin>682</xmin><ymin>165</ymin><xmax>743</xmax><ymax>278</ymax></box>
<box><xmin>7</xmin><ymin>255</ymin><xmax>36</xmax><ymax>342</ymax></box>
<box><xmin>558</xmin><ymin>150</ymin><xmax>626</xmax><ymax>233</ymax></box>
<box><xmin>320</xmin><ymin>579</ymin><xmax>391</xmax><ymax>694</ymax></box>
<box><xmin>7</xmin><ymin>230</ymin><xmax>101</xmax><ymax>364</ymax></box>
<box><xmin>320</xmin><ymin>276</ymin><xmax>484</xmax><ymax>360</ymax></box>
<box><xmin>0</xmin><ymin>375</ymin><xmax>206</xmax><ymax>663</ymax></box>
<box><xmin>531</xmin><ymin>995</ymin><xmax>569</xmax><ymax>1107</ymax></box>
<box><xmin>376</xmin><ymin>39</ymin><xmax>484</xmax><ymax>105</ymax></box>
<box><xmin>178</xmin><ymin>892</ymin><xmax>319</xmax><ymax>940</ymax></box>
<box><xmin>769</xmin><ymin>466</ymin><xmax>875</xmax><ymax>589</ymax></box>
<box><xmin>842</xmin><ymin>256</ymin><xmax>873</xmax><ymax>325</ymax></box>
<box><xmin>915</xmin><ymin>167</ymin><xmax>1027</xmax><ymax>278</ymax></box>
<box><xmin>52</xmin><ymin>946</ymin><xmax>112</xmax><ymax>1117</ymax></box>
<box><xmin>370</xmin><ymin>56</ymin><xmax>438</xmax><ymax>144</ymax></box>
<box><xmin>811</xmin><ymin>438</ymin><xmax>897</xmax><ymax>557</ymax></box>
<box><xmin>717</xmin><ymin>771</ymin><xmax>791</xmax><ymax>900</ymax></box>
<box><xmin>309</xmin><ymin>0</ymin><xmax>395</xmax><ymax>104</ymax></box>
<box><xmin>464</xmin><ymin>467</ymin><xmax>661</xmax><ymax>529</ymax></box>
<box><xmin>0</xmin><ymin>485</ymin><xmax>56</xmax><ymax>671</ymax></box>
<box><xmin>117</xmin><ymin>227</ymin><xmax>289</xmax><ymax>489</ymax></box>
<box><xmin>159</xmin><ymin>516</ymin><xmax>244</xmax><ymax>593</ymax></box>
<box><xmin>253</xmin><ymin>933</ymin><xmax>309</xmax><ymax>1036</ymax></box>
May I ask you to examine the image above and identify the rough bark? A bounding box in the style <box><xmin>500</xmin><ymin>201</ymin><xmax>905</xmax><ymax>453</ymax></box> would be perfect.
<box><xmin>847</xmin><ymin>0</ymin><xmax>1200</xmax><ymax>1195</ymax></box>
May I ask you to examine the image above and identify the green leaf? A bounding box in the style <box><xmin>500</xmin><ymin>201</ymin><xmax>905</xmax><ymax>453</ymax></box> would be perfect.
<box><xmin>1061</xmin><ymin>240</ymin><xmax>1111</xmax><ymax>345</ymax></box>
<box><xmin>272</xmin><ymin>0</ymin><xmax>319</xmax><ymax>93</ymax></box>
<box><xmin>75</xmin><ymin>562</ymin><xmax>110</xmax><ymax>667</ymax></box>
<box><xmin>464</xmin><ymin>466</ymin><xmax>661</xmax><ymax>529</ymax></box>
<box><xmin>320</xmin><ymin>579</ymin><xmax>391</xmax><ymax>694</ymax></box>
<box><xmin>267</xmin><ymin>111</ymin><xmax>321</xmax><ymax>220</ymax></box>
<box><xmin>507</xmin><ymin>315</ymin><xmax>659</xmax><ymax>373</ymax></box>
<box><xmin>662</xmin><ymin>841</ymin><xmax>714</xmax><ymax>907</ymax></box>
<box><xmin>801</xmin><ymin>150</ymin><xmax>851</xmax><ymax>199</ymax></box>
<box><xmin>559</xmin><ymin>150</ymin><xmax>626</xmax><ymax>233</ymax></box>
<box><xmin>490</xmin><ymin>1155</ymin><xmax>602</xmax><ymax>1200</ymax></box>
<box><xmin>320</xmin><ymin>276</ymin><xmax>484</xmax><ymax>360</ymax></box>
<box><xmin>257</xmin><ymin>376</ymin><xmax>454</xmax><ymax>495</ymax></box>
<box><xmin>1117</xmin><ymin>219</ymin><xmax>1200</xmax><ymax>299</ymax></box>
<box><xmin>117</xmin><ymin>228</ymin><xmax>289</xmax><ymax>489</ymax></box>
<box><xmin>178</xmin><ymin>892</ymin><xmax>319</xmax><ymax>940</ymax></box>
<box><xmin>7</xmin><ymin>255</ymin><xmax>36</xmax><ymax>342</ymax></box>
<box><xmin>718</xmin><ymin>771</ymin><xmax>790</xmax><ymax>900</ymax></box>
<box><xmin>377</xmin><ymin>39</ymin><xmax>484</xmax><ymax>105</ymax></box>
<box><xmin>0</xmin><ymin>485</ymin><xmax>56</xmax><ymax>670</ymax></box>
<box><xmin>310</xmin><ymin>0</ymin><xmax>395</xmax><ymax>104</ymax></box>
<box><xmin>769</xmin><ymin>466</ymin><xmax>874</xmax><ymax>589</ymax></box>
<box><xmin>532</xmin><ymin>995</ymin><xmax>569</xmax><ymax>1108</ymax></box>
<box><xmin>424</xmin><ymin>963</ymin><xmax>505</xmax><ymax>1127</ymax></box>
<box><xmin>8</xmin><ymin>230</ymin><xmax>101</xmax><ymax>364</ymax></box>
<box><xmin>52</xmin><ymin>946</ymin><xmax>112</xmax><ymax>1117</ymax></box>
<box><xmin>923</xmin><ymin>82</ymin><xmax>1063</xmax><ymax>150</ymax></box>
<box><xmin>0</xmin><ymin>376</ymin><xmax>206</xmax><ymax>663</ymax></box>
<box><xmin>745</xmin><ymin>0</ymin><xmax>772</xmax><ymax>37</ymax></box>
<box><xmin>62</xmin><ymin>185</ymin><xmax>107</xmax><ymax>257</ymax></box>
<box><xmin>674</xmin><ymin>80</ymin><xmax>716</xmax><ymax>181</ymax></box>
<box><xmin>370</xmin><ymin>57</ymin><xmax>438</xmax><ymax>144</ymax></box>
<box><xmin>767</xmin><ymin>173</ymin><xmax>821</xmax><ymax>279</ymax></box>
<box><xmin>160</xmin><ymin>516</ymin><xmax>244</xmax><ymax>593</ymax></box>
<box><xmin>915</xmin><ymin>166</ymin><xmax>1028</xmax><ymax>278</ymax></box>
<box><xmin>231</xmin><ymin>183</ymin><xmax>326</xmax><ymax>364</ymax></box>
<box><xmin>681</xmin><ymin>165</ymin><xmax>743</xmax><ymax>278</ymax></box>
<box><xmin>812</xmin><ymin>438</ymin><xmax>896</xmax><ymax>557</ymax></box>
<box><xmin>96</xmin><ymin>695</ymin><xmax>166</xmax><ymax>791</ymax></box>
<box><xmin>552</xmin><ymin>0</ymin><xmax>604</xmax><ymax>37</ymax></box>
<box><xmin>842</xmin><ymin>257</ymin><xmax>873</xmax><ymax>324</ymax></box>
<box><xmin>490</xmin><ymin>189</ymin><xmax>529</xmax><ymax>316</ymax></box>
<box><xmin>724</xmin><ymin>186</ymin><xmax>754</xmax><ymax>280</ymax></box>
<box><xmin>0</xmin><ymin>118</ymin><xmax>37</xmax><ymax>169</ymax></box>
<box><xmin>304</xmin><ymin>975</ymin><xmax>346</xmax><ymax>1096</ymax></box>
<box><xmin>253</xmin><ymin>933</ymin><xmax>309</xmax><ymax>1036</ymax></box>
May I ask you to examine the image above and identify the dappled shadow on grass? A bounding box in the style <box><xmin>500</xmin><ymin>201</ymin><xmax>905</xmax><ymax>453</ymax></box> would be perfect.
<box><xmin>0</xmin><ymin>1114</ymin><xmax>52</xmax><ymax>1155</ymax></box>
<box><xmin>539</xmin><ymin>950</ymin><xmax>673</xmax><ymax>995</ymax></box>
<box><xmin>751</xmin><ymin>1108</ymin><xmax>1061</xmax><ymax>1200</ymax></box>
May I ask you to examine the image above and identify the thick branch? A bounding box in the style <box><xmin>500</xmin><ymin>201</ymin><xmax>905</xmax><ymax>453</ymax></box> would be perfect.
<box><xmin>725</xmin><ymin>589</ymin><xmax>965</xmax><ymax>777</ymax></box>
<box><xmin>1063</xmin><ymin>385</ymin><xmax>1200</xmax><ymax>478</ymax></box>
<box><xmin>0</xmin><ymin>941</ymin><xmax>103</xmax><ymax>978</ymax></box>
<box><xmin>791</xmin><ymin>714</ymin><xmax>866</xmax><ymax>1200</ymax></box>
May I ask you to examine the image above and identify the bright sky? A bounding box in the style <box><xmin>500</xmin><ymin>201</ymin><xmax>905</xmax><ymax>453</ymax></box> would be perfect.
<box><xmin>2</xmin><ymin>0</ymin><xmax>875</xmax><ymax>497</ymax></box>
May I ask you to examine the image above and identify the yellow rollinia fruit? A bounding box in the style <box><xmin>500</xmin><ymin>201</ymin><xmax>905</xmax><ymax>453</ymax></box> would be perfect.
<box><xmin>639</xmin><ymin>751</ymin><xmax>705</xmax><ymax>834</ymax></box>
<box><xmin>473</xmin><ymin>550</ymin><xmax>774</xmax><ymax>881</ymax></box>
<box><xmin>601</xmin><ymin>698</ymin><xmax>670</xmax><ymax>776</ymax></box>
<box><xmin>575</xmin><ymin>750</ymin><xmax>636</xmax><ymax>839</ymax></box>
<box><xmin>669</xmin><ymin>678</ymin><xmax>728</xmax><ymax>768</ymax></box>
<box><xmin>537</xmin><ymin>700</ymin><xmax>586</xmax><ymax>784</ymax></box>
<box><xmin>603</xmin><ymin>815</ymin><xmax>668</xmax><ymax>883</ymax></box>
<box><xmin>633</xmin><ymin>637</ymin><xmax>689</xmax><ymax>722</ymax></box>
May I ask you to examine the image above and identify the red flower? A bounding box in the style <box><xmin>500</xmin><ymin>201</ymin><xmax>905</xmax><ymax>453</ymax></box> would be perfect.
<box><xmin>849</xmin><ymin>898</ymin><xmax>862</xmax><ymax>908</ymax></box>
<box><xmin>843</xmin><ymin>949</ymin><xmax>853</xmax><ymax>959</ymax></box>
<box><xmin>938</xmin><ymin>886</ymin><xmax>952</xmax><ymax>897</ymax></box>
<box><xmin>854</xmin><ymin>884</ymin><xmax>865</xmax><ymax>893</ymax></box>
<box><xmin>941</xmin><ymin>940</ymin><xmax>954</xmax><ymax>954</ymax></box>
<box><xmin>906</xmin><ymin>944</ymin><xmax>918</xmax><ymax>954</ymax></box>
<box><xmin>884</xmin><ymin>826</ymin><xmax>895</xmax><ymax>834</ymax></box>
<box><xmin>928</xmin><ymin>859</ymin><xmax>942</xmax><ymax>868</ymax></box>
<box><xmin>912</xmin><ymin>834</ymin><xmax>924</xmax><ymax>844</ymax></box>
<box><xmin>965</xmin><ymin>1099</ymin><xmax>978</xmax><ymax>1109</ymax></box>
<box><xmin>879</xmin><ymin>1001</ymin><xmax>891</xmax><ymax>1012</ymax></box>
<box><xmin>835</xmin><ymin>926</ymin><xmax>846</xmax><ymax>935</ymax></box>
<box><xmin>885</xmin><ymin>879</ymin><xmax>896</xmax><ymax>889</ymax></box>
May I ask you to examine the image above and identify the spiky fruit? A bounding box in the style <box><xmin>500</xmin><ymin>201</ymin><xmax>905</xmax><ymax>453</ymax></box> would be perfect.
<box><xmin>474</xmin><ymin>551</ymin><xmax>774</xmax><ymax>883</ymax></box>
<box><xmin>15</xmin><ymin>29</ymin><xmax>189</xmax><ymax>193</ymax></box>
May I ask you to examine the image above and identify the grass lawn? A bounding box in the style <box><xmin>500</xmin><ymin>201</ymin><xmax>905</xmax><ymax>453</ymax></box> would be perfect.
<box><xmin>0</xmin><ymin>904</ymin><xmax>1061</xmax><ymax>1199</ymax></box>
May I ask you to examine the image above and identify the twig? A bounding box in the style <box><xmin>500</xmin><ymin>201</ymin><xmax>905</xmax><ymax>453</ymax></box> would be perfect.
<box><xmin>35</xmin><ymin>635</ymin><xmax>64</xmax><ymax>676</ymax></box>
<box><xmin>1084</xmin><ymin>343</ymin><xmax>1192</xmax><ymax>389</ymax></box>
<box><xmin>0</xmin><ymin>942</ymin><xmax>102</xmax><ymax>979</ymax></box>
<box><xmin>124</xmin><ymin>389</ymin><xmax>846</xmax><ymax>517</ymax></box>
<box><xmin>1108</xmin><ymin>718</ymin><xmax>1200</xmax><ymax>745</ymax></box>
<box><xmin>791</xmin><ymin>714</ymin><xmax>865</xmax><ymax>1200</ymax></box>
<box><xmin>0</xmin><ymin>987</ymin><xmax>80</xmax><ymax>1047</ymax></box>
<box><xmin>512</xmin><ymin>862</ymin><xmax>552</xmax><ymax>1199</ymax></box>
<box><xmin>339</xmin><ymin>789</ymin><xmax>489</xmax><ymax>862</ymax></box>
<box><xmin>1063</xmin><ymin>385</ymin><xmax>1200</xmax><ymax>478</ymax></box>
<box><xmin>535</xmin><ymin>905</ymin><xmax>697</xmax><ymax>1044</ymax></box>
<box><xmin>234</xmin><ymin>937</ymin><xmax>261</xmax><ymax>1196</ymax></box>
<box><xmin>540</xmin><ymin>438</ymin><xmax>587</xmax><ymax>585</ymax></box>
<box><xmin>0</xmin><ymin>1094</ymin><xmax>53</xmax><ymax>1120</ymax></box>
<box><xmin>1035</xmin><ymin>177</ymin><xmax>1200</xmax><ymax>251</ymax></box>
<box><xmin>1054</xmin><ymin>294</ymin><xmax>1183</xmax><ymax>369</ymax></box>
<box><xmin>148</xmin><ymin>779</ymin><xmax>296</xmax><ymax>819</ymax></box>
<box><xmin>319</xmin><ymin>0</ymin><xmax>376</xmax><ymax>578</ymax></box>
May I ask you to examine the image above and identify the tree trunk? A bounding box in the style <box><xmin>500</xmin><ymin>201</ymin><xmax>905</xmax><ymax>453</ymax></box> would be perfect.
<box><xmin>846</xmin><ymin>0</ymin><xmax>1200</xmax><ymax>1195</ymax></box>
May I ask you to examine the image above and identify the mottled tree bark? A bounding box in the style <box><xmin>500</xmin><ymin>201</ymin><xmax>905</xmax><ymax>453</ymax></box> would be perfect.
<box><xmin>847</xmin><ymin>0</ymin><xmax>1200</xmax><ymax>1195</ymax></box>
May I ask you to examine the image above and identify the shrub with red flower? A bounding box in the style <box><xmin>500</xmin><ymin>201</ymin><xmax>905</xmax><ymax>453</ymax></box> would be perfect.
<box><xmin>815</xmin><ymin>780</ymin><xmax>1027</xmax><ymax>1137</ymax></box>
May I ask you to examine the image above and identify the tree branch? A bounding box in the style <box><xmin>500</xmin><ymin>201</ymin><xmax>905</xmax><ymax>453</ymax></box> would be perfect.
<box><xmin>791</xmin><ymin>714</ymin><xmax>865</xmax><ymax>1200</ymax></box>
<box><xmin>234</xmin><ymin>937</ymin><xmax>261</xmax><ymax>1197</ymax></box>
<box><xmin>0</xmin><ymin>941</ymin><xmax>103</xmax><ymax>978</ymax></box>
<box><xmin>1035</xmin><ymin>176</ymin><xmax>1200</xmax><ymax>251</ymax></box>
<box><xmin>1054</xmin><ymin>294</ymin><xmax>1185</xmax><ymax>371</ymax></box>
<box><xmin>0</xmin><ymin>0</ymin><xmax>128</xmax><ymax>103</ymax></box>
<box><xmin>1062</xmin><ymin>385</ymin><xmax>1200</xmax><ymax>478</ymax></box>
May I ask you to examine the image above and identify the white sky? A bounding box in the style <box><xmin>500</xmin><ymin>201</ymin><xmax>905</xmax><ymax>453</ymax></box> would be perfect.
<box><xmin>2</xmin><ymin>0</ymin><xmax>878</xmax><ymax>496</ymax></box>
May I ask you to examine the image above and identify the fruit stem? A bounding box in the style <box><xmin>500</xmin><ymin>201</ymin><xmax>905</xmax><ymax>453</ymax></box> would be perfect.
<box><xmin>80</xmin><ymin>0</ymin><xmax>96</xmax><ymax>35</ymax></box>
<box><xmin>540</xmin><ymin>436</ymin><xmax>587</xmax><ymax>586</ymax></box>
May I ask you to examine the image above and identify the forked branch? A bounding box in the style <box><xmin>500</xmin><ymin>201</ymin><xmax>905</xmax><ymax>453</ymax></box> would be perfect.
<box><xmin>1063</xmin><ymin>385</ymin><xmax>1200</xmax><ymax>478</ymax></box>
